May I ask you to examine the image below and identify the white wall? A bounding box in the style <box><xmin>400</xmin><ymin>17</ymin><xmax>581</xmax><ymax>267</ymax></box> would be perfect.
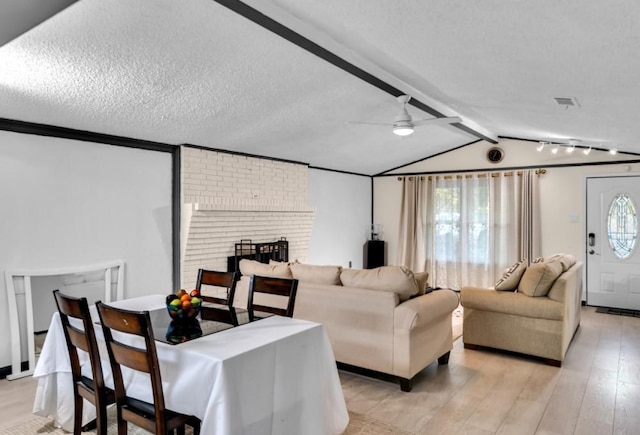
<box><xmin>0</xmin><ymin>131</ymin><xmax>173</xmax><ymax>368</ymax></box>
<box><xmin>374</xmin><ymin>138</ymin><xmax>639</xmax><ymax>275</ymax></box>
<box><xmin>308</xmin><ymin>169</ymin><xmax>371</xmax><ymax>268</ymax></box>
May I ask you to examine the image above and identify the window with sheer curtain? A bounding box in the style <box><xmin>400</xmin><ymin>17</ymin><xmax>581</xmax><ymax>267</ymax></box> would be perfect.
<box><xmin>397</xmin><ymin>170</ymin><xmax>541</xmax><ymax>290</ymax></box>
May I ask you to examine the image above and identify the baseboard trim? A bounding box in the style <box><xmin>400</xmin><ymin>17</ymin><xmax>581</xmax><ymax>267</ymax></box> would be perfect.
<box><xmin>0</xmin><ymin>362</ymin><xmax>30</xmax><ymax>380</ymax></box>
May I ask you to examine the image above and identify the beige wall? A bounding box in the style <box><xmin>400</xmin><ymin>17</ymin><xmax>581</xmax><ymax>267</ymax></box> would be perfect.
<box><xmin>374</xmin><ymin>139</ymin><xmax>640</xmax><ymax>277</ymax></box>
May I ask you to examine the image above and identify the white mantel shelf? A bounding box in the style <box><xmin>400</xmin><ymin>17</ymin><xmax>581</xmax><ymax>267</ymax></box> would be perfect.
<box><xmin>187</xmin><ymin>202</ymin><xmax>316</xmax><ymax>213</ymax></box>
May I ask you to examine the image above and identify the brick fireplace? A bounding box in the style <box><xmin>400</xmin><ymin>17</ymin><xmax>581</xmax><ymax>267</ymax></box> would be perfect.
<box><xmin>181</xmin><ymin>147</ymin><xmax>315</xmax><ymax>289</ymax></box>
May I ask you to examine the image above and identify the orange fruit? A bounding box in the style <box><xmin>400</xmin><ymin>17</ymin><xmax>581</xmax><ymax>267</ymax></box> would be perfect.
<box><xmin>182</xmin><ymin>300</ymin><xmax>192</xmax><ymax>309</ymax></box>
<box><xmin>180</xmin><ymin>293</ymin><xmax>191</xmax><ymax>303</ymax></box>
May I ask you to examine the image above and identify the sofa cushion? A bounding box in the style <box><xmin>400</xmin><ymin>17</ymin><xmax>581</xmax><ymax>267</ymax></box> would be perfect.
<box><xmin>495</xmin><ymin>260</ymin><xmax>526</xmax><ymax>291</ymax></box>
<box><xmin>290</xmin><ymin>263</ymin><xmax>342</xmax><ymax>285</ymax></box>
<box><xmin>340</xmin><ymin>266</ymin><xmax>419</xmax><ymax>301</ymax></box>
<box><xmin>545</xmin><ymin>253</ymin><xmax>576</xmax><ymax>272</ymax></box>
<box><xmin>518</xmin><ymin>260</ymin><xmax>563</xmax><ymax>297</ymax></box>
<box><xmin>413</xmin><ymin>271</ymin><xmax>429</xmax><ymax>296</ymax></box>
<box><xmin>239</xmin><ymin>259</ymin><xmax>293</xmax><ymax>278</ymax></box>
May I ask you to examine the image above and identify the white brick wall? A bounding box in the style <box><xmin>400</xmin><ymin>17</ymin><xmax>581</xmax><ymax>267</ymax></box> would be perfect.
<box><xmin>181</xmin><ymin>147</ymin><xmax>315</xmax><ymax>289</ymax></box>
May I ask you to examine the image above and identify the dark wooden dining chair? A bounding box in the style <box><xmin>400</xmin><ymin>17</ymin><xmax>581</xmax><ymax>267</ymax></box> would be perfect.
<box><xmin>53</xmin><ymin>290</ymin><xmax>115</xmax><ymax>435</ymax></box>
<box><xmin>95</xmin><ymin>301</ymin><xmax>201</xmax><ymax>435</ymax></box>
<box><xmin>196</xmin><ymin>269</ymin><xmax>241</xmax><ymax>326</ymax></box>
<box><xmin>247</xmin><ymin>275</ymin><xmax>299</xmax><ymax>321</ymax></box>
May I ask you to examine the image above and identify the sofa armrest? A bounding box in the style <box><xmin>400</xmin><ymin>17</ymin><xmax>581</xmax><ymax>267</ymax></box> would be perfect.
<box><xmin>394</xmin><ymin>289</ymin><xmax>459</xmax><ymax>330</ymax></box>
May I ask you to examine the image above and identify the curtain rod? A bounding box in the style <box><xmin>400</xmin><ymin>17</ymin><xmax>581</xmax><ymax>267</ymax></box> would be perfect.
<box><xmin>397</xmin><ymin>168</ymin><xmax>547</xmax><ymax>181</ymax></box>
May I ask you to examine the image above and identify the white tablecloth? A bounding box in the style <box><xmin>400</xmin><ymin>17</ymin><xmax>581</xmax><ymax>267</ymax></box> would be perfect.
<box><xmin>32</xmin><ymin>294</ymin><xmax>349</xmax><ymax>434</ymax></box>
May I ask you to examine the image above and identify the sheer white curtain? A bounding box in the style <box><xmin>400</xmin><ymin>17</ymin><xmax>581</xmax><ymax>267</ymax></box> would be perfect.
<box><xmin>421</xmin><ymin>171</ymin><xmax>540</xmax><ymax>289</ymax></box>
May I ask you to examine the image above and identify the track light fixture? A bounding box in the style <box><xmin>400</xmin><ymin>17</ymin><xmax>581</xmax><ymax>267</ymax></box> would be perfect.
<box><xmin>566</xmin><ymin>139</ymin><xmax>578</xmax><ymax>153</ymax></box>
<box><xmin>538</xmin><ymin>139</ymin><xmax>618</xmax><ymax>157</ymax></box>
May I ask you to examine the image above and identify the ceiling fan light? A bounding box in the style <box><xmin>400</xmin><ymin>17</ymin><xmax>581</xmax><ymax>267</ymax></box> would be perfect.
<box><xmin>393</xmin><ymin>126</ymin><xmax>414</xmax><ymax>136</ymax></box>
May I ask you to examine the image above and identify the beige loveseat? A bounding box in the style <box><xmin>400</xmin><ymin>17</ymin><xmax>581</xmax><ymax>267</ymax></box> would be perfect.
<box><xmin>235</xmin><ymin>260</ymin><xmax>459</xmax><ymax>391</ymax></box>
<box><xmin>460</xmin><ymin>254</ymin><xmax>583</xmax><ymax>366</ymax></box>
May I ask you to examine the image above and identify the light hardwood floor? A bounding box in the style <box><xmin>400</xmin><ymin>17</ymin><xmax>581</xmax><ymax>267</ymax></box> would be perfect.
<box><xmin>1</xmin><ymin>306</ymin><xmax>638</xmax><ymax>434</ymax></box>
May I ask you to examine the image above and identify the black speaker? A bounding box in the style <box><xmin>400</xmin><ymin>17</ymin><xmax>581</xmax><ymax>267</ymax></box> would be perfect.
<box><xmin>364</xmin><ymin>240</ymin><xmax>386</xmax><ymax>269</ymax></box>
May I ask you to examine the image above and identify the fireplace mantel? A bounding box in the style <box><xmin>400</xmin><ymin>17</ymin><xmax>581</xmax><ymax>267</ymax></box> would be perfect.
<box><xmin>186</xmin><ymin>201</ymin><xmax>316</xmax><ymax>213</ymax></box>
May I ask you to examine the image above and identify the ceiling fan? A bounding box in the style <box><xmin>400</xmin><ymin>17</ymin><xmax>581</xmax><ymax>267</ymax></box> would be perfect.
<box><xmin>346</xmin><ymin>95</ymin><xmax>461</xmax><ymax>136</ymax></box>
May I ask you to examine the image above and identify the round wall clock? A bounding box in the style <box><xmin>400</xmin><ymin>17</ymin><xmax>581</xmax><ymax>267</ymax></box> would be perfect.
<box><xmin>486</xmin><ymin>147</ymin><xmax>504</xmax><ymax>163</ymax></box>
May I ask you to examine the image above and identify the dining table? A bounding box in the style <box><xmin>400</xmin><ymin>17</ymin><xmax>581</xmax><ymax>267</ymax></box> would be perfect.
<box><xmin>32</xmin><ymin>294</ymin><xmax>349</xmax><ymax>434</ymax></box>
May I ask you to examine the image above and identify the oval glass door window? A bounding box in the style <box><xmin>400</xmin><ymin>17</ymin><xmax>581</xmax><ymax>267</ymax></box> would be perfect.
<box><xmin>607</xmin><ymin>193</ymin><xmax>638</xmax><ymax>259</ymax></box>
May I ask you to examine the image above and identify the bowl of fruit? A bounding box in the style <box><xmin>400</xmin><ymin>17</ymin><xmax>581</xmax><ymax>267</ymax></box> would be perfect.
<box><xmin>166</xmin><ymin>288</ymin><xmax>202</xmax><ymax>321</ymax></box>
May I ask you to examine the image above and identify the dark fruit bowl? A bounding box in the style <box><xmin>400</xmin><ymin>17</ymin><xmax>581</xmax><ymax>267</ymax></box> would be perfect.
<box><xmin>166</xmin><ymin>294</ymin><xmax>201</xmax><ymax>320</ymax></box>
<box><xmin>166</xmin><ymin>303</ymin><xmax>201</xmax><ymax>320</ymax></box>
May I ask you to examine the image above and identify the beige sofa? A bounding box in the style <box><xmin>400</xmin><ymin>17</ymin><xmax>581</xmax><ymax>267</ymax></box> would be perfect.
<box><xmin>460</xmin><ymin>254</ymin><xmax>583</xmax><ymax>366</ymax></box>
<box><xmin>235</xmin><ymin>260</ymin><xmax>459</xmax><ymax>391</ymax></box>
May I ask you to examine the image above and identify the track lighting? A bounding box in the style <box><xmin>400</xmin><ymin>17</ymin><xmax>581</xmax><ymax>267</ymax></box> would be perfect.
<box><xmin>609</xmin><ymin>149</ymin><xmax>617</xmax><ymax>155</ymax></box>
<box><xmin>537</xmin><ymin>142</ymin><xmax>546</xmax><ymax>152</ymax></box>
<box><xmin>583</xmin><ymin>146</ymin><xmax>592</xmax><ymax>155</ymax></box>
<box><xmin>551</xmin><ymin>144</ymin><xmax>560</xmax><ymax>154</ymax></box>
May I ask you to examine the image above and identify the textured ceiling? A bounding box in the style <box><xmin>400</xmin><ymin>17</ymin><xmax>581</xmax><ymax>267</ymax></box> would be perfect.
<box><xmin>1</xmin><ymin>0</ymin><xmax>639</xmax><ymax>175</ymax></box>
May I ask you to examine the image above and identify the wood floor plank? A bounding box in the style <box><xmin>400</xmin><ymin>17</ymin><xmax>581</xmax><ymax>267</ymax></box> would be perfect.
<box><xmin>495</xmin><ymin>398</ymin><xmax>546</xmax><ymax>435</ymax></box>
<box><xmin>577</xmin><ymin>367</ymin><xmax>617</xmax><ymax>425</ymax></box>
<box><xmin>614</xmin><ymin>380</ymin><xmax>640</xmax><ymax>434</ymax></box>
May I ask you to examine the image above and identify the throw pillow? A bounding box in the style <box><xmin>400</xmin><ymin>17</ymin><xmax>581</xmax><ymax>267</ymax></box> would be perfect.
<box><xmin>494</xmin><ymin>260</ymin><xmax>526</xmax><ymax>291</ymax></box>
<box><xmin>290</xmin><ymin>263</ymin><xmax>342</xmax><ymax>285</ymax></box>
<box><xmin>531</xmin><ymin>257</ymin><xmax>544</xmax><ymax>264</ymax></box>
<box><xmin>412</xmin><ymin>271</ymin><xmax>429</xmax><ymax>296</ymax></box>
<box><xmin>545</xmin><ymin>253</ymin><xmax>576</xmax><ymax>272</ymax></box>
<box><xmin>340</xmin><ymin>266</ymin><xmax>419</xmax><ymax>301</ymax></box>
<box><xmin>518</xmin><ymin>260</ymin><xmax>563</xmax><ymax>297</ymax></box>
<box><xmin>239</xmin><ymin>259</ymin><xmax>293</xmax><ymax>278</ymax></box>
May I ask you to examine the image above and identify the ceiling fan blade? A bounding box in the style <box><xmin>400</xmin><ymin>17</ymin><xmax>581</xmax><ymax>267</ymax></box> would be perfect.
<box><xmin>412</xmin><ymin>116</ymin><xmax>462</xmax><ymax>127</ymax></box>
<box><xmin>344</xmin><ymin>121</ymin><xmax>393</xmax><ymax>126</ymax></box>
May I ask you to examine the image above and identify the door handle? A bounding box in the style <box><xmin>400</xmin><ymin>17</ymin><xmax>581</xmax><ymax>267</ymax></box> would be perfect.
<box><xmin>589</xmin><ymin>250</ymin><xmax>595</xmax><ymax>255</ymax></box>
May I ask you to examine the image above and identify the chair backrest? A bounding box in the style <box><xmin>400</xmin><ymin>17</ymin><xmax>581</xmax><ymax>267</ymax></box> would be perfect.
<box><xmin>53</xmin><ymin>290</ymin><xmax>106</xmax><ymax>393</ymax></box>
<box><xmin>196</xmin><ymin>269</ymin><xmax>238</xmax><ymax>306</ymax></box>
<box><xmin>247</xmin><ymin>275</ymin><xmax>299</xmax><ymax>321</ymax></box>
<box><xmin>95</xmin><ymin>301</ymin><xmax>167</xmax><ymax>432</ymax></box>
<box><xmin>197</xmin><ymin>269</ymin><xmax>240</xmax><ymax>326</ymax></box>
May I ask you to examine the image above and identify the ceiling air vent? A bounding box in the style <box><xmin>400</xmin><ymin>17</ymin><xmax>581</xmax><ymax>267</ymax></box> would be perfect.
<box><xmin>554</xmin><ymin>97</ymin><xmax>580</xmax><ymax>107</ymax></box>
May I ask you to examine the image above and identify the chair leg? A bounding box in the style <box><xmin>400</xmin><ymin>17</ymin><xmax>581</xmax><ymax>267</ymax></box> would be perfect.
<box><xmin>117</xmin><ymin>413</ymin><xmax>127</xmax><ymax>435</ymax></box>
<box><xmin>81</xmin><ymin>419</ymin><xmax>97</xmax><ymax>432</ymax></box>
<box><xmin>73</xmin><ymin>390</ymin><xmax>83</xmax><ymax>435</ymax></box>
<box><xmin>96</xmin><ymin>403</ymin><xmax>109</xmax><ymax>435</ymax></box>
<box><xmin>191</xmin><ymin>419</ymin><xmax>201</xmax><ymax>435</ymax></box>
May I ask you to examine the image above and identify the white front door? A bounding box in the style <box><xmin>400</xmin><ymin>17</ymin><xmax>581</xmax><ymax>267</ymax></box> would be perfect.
<box><xmin>586</xmin><ymin>175</ymin><xmax>640</xmax><ymax>310</ymax></box>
